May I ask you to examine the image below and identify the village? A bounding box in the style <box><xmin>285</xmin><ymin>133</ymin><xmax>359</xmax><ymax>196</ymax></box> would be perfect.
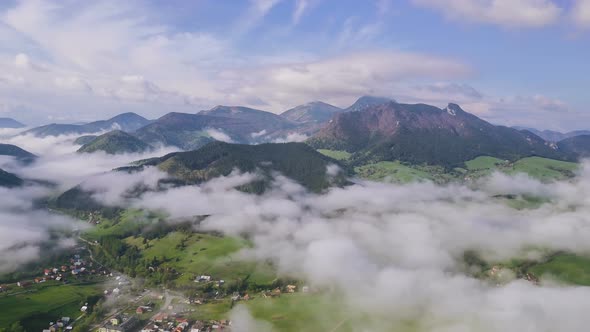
<box><xmin>93</xmin><ymin>274</ymin><xmax>311</xmax><ymax>332</ymax></box>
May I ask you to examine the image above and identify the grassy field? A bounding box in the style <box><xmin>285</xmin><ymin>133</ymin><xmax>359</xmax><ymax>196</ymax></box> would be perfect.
<box><xmin>85</xmin><ymin>209</ymin><xmax>161</xmax><ymax>241</ymax></box>
<box><xmin>508</xmin><ymin>157</ymin><xmax>578</xmax><ymax>181</ymax></box>
<box><xmin>125</xmin><ymin>232</ymin><xmax>276</xmax><ymax>287</ymax></box>
<box><xmin>354</xmin><ymin>161</ymin><xmax>434</xmax><ymax>183</ymax></box>
<box><xmin>353</xmin><ymin>156</ymin><xmax>579</xmax><ymax>184</ymax></box>
<box><xmin>189</xmin><ymin>293</ymin><xmax>417</xmax><ymax>332</ymax></box>
<box><xmin>0</xmin><ymin>282</ymin><xmax>103</xmax><ymax>330</ymax></box>
<box><xmin>465</xmin><ymin>156</ymin><xmax>506</xmax><ymax>170</ymax></box>
<box><xmin>529</xmin><ymin>253</ymin><xmax>590</xmax><ymax>285</ymax></box>
<box><xmin>317</xmin><ymin>149</ymin><xmax>351</xmax><ymax>161</ymax></box>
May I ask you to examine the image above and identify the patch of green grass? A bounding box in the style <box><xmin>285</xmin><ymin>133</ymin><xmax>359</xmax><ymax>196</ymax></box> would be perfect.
<box><xmin>465</xmin><ymin>156</ymin><xmax>506</xmax><ymax>171</ymax></box>
<box><xmin>84</xmin><ymin>209</ymin><xmax>164</xmax><ymax>241</ymax></box>
<box><xmin>0</xmin><ymin>282</ymin><xmax>102</xmax><ymax>330</ymax></box>
<box><xmin>246</xmin><ymin>293</ymin><xmax>353</xmax><ymax>332</ymax></box>
<box><xmin>509</xmin><ymin>157</ymin><xmax>578</xmax><ymax>181</ymax></box>
<box><xmin>354</xmin><ymin>161</ymin><xmax>434</xmax><ymax>183</ymax></box>
<box><xmin>529</xmin><ymin>253</ymin><xmax>590</xmax><ymax>285</ymax></box>
<box><xmin>126</xmin><ymin>232</ymin><xmax>276</xmax><ymax>287</ymax></box>
<box><xmin>317</xmin><ymin>149</ymin><xmax>351</xmax><ymax>161</ymax></box>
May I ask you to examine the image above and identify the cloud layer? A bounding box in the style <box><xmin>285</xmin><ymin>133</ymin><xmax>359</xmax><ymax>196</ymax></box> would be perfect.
<box><xmin>74</xmin><ymin>156</ymin><xmax>590</xmax><ymax>330</ymax></box>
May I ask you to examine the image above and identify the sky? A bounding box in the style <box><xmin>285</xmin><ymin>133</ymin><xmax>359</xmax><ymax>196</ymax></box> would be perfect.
<box><xmin>0</xmin><ymin>0</ymin><xmax>589</xmax><ymax>130</ymax></box>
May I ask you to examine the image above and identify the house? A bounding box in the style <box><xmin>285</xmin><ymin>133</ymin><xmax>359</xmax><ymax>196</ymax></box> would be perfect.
<box><xmin>198</xmin><ymin>275</ymin><xmax>211</xmax><ymax>282</ymax></box>
<box><xmin>136</xmin><ymin>307</ymin><xmax>144</xmax><ymax>314</ymax></box>
<box><xmin>44</xmin><ymin>269</ymin><xmax>51</xmax><ymax>275</ymax></box>
<box><xmin>153</xmin><ymin>313</ymin><xmax>168</xmax><ymax>322</ymax></box>
<box><xmin>80</xmin><ymin>305</ymin><xmax>88</xmax><ymax>312</ymax></box>
<box><xmin>17</xmin><ymin>281</ymin><xmax>32</xmax><ymax>288</ymax></box>
<box><xmin>286</xmin><ymin>285</ymin><xmax>297</xmax><ymax>293</ymax></box>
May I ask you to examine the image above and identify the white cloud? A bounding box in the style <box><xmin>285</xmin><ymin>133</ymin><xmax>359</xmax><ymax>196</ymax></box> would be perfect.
<box><xmin>413</xmin><ymin>0</ymin><xmax>562</xmax><ymax>28</ymax></box>
<box><xmin>293</xmin><ymin>0</ymin><xmax>309</xmax><ymax>24</ymax></box>
<box><xmin>206</xmin><ymin>128</ymin><xmax>235</xmax><ymax>143</ymax></box>
<box><xmin>222</xmin><ymin>51</ymin><xmax>471</xmax><ymax>112</ymax></box>
<box><xmin>572</xmin><ymin>0</ymin><xmax>590</xmax><ymax>28</ymax></box>
<box><xmin>272</xmin><ymin>132</ymin><xmax>308</xmax><ymax>143</ymax></box>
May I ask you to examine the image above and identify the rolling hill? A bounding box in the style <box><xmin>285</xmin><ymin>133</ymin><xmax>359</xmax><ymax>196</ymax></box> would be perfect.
<box><xmin>0</xmin><ymin>143</ymin><xmax>37</xmax><ymax>164</ymax></box>
<box><xmin>25</xmin><ymin>112</ymin><xmax>151</xmax><ymax>137</ymax></box>
<box><xmin>308</xmin><ymin>101</ymin><xmax>569</xmax><ymax>167</ymax></box>
<box><xmin>131</xmin><ymin>141</ymin><xmax>346</xmax><ymax>193</ymax></box>
<box><xmin>54</xmin><ymin>142</ymin><xmax>346</xmax><ymax>213</ymax></box>
<box><xmin>77</xmin><ymin>130</ymin><xmax>152</xmax><ymax>154</ymax></box>
<box><xmin>557</xmin><ymin>135</ymin><xmax>590</xmax><ymax>158</ymax></box>
<box><xmin>0</xmin><ymin>168</ymin><xmax>23</xmax><ymax>187</ymax></box>
<box><xmin>0</xmin><ymin>117</ymin><xmax>25</xmax><ymax>128</ymax></box>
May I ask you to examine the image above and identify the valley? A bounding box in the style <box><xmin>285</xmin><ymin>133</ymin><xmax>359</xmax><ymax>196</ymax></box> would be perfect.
<box><xmin>2</xmin><ymin>97</ymin><xmax>590</xmax><ymax>332</ymax></box>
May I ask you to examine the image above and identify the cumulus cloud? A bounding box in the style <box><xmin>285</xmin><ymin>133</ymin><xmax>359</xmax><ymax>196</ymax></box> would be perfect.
<box><xmin>271</xmin><ymin>132</ymin><xmax>308</xmax><ymax>143</ymax></box>
<box><xmin>228</xmin><ymin>305</ymin><xmax>273</xmax><ymax>332</ymax></box>
<box><xmin>572</xmin><ymin>0</ymin><xmax>590</xmax><ymax>28</ymax></box>
<box><xmin>413</xmin><ymin>0</ymin><xmax>562</xmax><ymax>28</ymax></box>
<box><xmin>0</xmin><ymin>131</ymin><xmax>178</xmax><ymax>189</ymax></box>
<box><xmin>206</xmin><ymin>128</ymin><xmax>235</xmax><ymax>143</ymax></box>
<box><xmin>0</xmin><ymin>185</ymin><xmax>82</xmax><ymax>273</ymax></box>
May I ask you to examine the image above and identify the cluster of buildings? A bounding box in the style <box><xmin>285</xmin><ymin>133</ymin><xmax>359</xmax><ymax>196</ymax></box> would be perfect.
<box><xmin>140</xmin><ymin>314</ymin><xmax>231</xmax><ymax>332</ymax></box>
<box><xmin>42</xmin><ymin>317</ymin><xmax>73</xmax><ymax>332</ymax></box>
<box><xmin>97</xmin><ymin>315</ymin><xmax>139</xmax><ymax>332</ymax></box>
<box><xmin>16</xmin><ymin>254</ymin><xmax>108</xmax><ymax>288</ymax></box>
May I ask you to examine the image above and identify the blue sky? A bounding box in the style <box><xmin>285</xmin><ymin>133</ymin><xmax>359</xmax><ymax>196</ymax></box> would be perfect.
<box><xmin>0</xmin><ymin>0</ymin><xmax>589</xmax><ymax>130</ymax></box>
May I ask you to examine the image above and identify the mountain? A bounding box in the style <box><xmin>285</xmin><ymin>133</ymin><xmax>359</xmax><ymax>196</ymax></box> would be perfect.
<box><xmin>308</xmin><ymin>101</ymin><xmax>569</xmax><ymax>167</ymax></box>
<box><xmin>74</xmin><ymin>135</ymin><xmax>98</xmax><ymax>145</ymax></box>
<box><xmin>135</xmin><ymin>112</ymin><xmax>273</xmax><ymax>150</ymax></box>
<box><xmin>0</xmin><ymin>118</ymin><xmax>25</xmax><ymax>128</ymax></box>
<box><xmin>77</xmin><ymin>130</ymin><xmax>151</xmax><ymax>154</ymax></box>
<box><xmin>0</xmin><ymin>168</ymin><xmax>23</xmax><ymax>187</ymax></box>
<box><xmin>514</xmin><ymin>127</ymin><xmax>590</xmax><ymax>142</ymax></box>
<box><xmin>200</xmin><ymin>105</ymin><xmax>296</xmax><ymax>136</ymax></box>
<box><xmin>345</xmin><ymin>96</ymin><xmax>394</xmax><ymax>112</ymax></box>
<box><xmin>25</xmin><ymin>112</ymin><xmax>151</xmax><ymax>137</ymax></box>
<box><xmin>54</xmin><ymin>141</ymin><xmax>345</xmax><ymax>213</ymax></box>
<box><xmin>557</xmin><ymin>135</ymin><xmax>590</xmax><ymax>158</ymax></box>
<box><xmin>281</xmin><ymin>102</ymin><xmax>343</xmax><ymax>124</ymax></box>
<box><xmin>280</xmin><ymin>102</ymin><xmax>343</xmax><ymax>136</ymax></box>
<box><xmin>125</xmin><ymin>141</ymin><xmax>346</xmax><ymax>192</ymax></box>
<box><xmin>0</xmin><ymin>143</ymin><xmax>37</xmax><ymax>164</ymax></box>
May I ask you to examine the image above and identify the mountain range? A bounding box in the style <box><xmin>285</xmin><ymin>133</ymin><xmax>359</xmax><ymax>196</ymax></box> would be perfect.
<box><xmin>25</xmin><ymin>112</ymin><xmax>151</xmax><ymax>137</ymax></box>
<box><xmin>513</xmin><ymin>127</ymin><xmax>590</xmax><ymax>142</ymax></box>
<box><xmin>0</xmin><ymin>118</ymin><xmax>25</xmax><ymax>129</ymax></box>
<box><xmin>15</xmin><ymin>96</ymin><xmax>590</xmax><ymax>168</ymax></box>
